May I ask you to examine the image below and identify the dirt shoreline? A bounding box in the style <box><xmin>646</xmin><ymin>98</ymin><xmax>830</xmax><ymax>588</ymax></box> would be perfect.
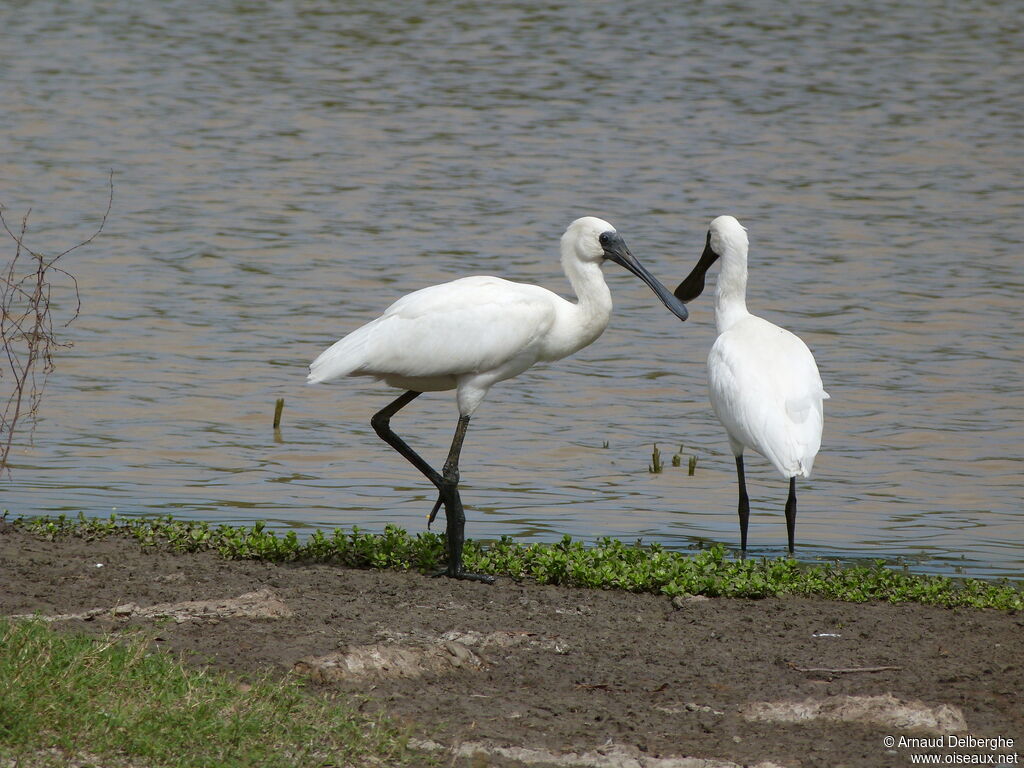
<box><xmin>2</xmin><ymin>523</ymin><xmax>1021</xmax><ymax>767</ymax></box>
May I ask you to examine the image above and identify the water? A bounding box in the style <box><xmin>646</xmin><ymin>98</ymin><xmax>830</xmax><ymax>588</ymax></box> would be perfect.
<box><xmin>2</xmin><ymin>0</ymin><xmax>1021</xmax><ymax>580</ymax></box>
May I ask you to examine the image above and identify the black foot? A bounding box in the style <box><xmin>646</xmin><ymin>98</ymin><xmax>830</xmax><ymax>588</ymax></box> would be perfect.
<box><xmin>431</xmin><ymin>566</ymin><xmax>496</xmax><ymax>584</ymax></box>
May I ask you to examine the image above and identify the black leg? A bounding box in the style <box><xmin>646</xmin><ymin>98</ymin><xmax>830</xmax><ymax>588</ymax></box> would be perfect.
<box><xmin>427</xmin><ymin>414</ymin><xmax>469</xmax><ymax>527</ymax></box>
<box><xmin>370</xmin><ymin>391</ymin><xmax>440</xmax><ymax>485</ymax></box>
<box><xmin>370</xmin><ymin>393</ymin><xmax>493</xmax><ymax>584</ymax></box>
<box><xmin>784</xmin><ymin>476</ymin><xmax>797</xmax><ymax>555</ymax></box>
<box><xmin>433</xmin><ymin>414</ymin><xmax>493</xmax><ymax>583</ymax></box>
<box><xmin>735</xmin><ymin>455</ymin><xmax>750</xmax><ymax>553</ymax></box>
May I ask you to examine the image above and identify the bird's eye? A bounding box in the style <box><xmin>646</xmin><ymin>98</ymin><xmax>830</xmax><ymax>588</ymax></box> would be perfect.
<box><xmin>598</xmin><ymin>232</ymin><xmax>611</xmax><ymax>245</ymax></box>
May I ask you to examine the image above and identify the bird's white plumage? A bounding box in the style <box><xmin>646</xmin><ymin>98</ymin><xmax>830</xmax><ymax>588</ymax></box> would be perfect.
<box><xmin>309</xmin><ymin>277</ymin><xmax>557</xmax><ymax>383</ymax></box>
<box><xmin>308</xmin><ymin>217</ymin><xmax>621</xmax><ymax>416</ymax></box>
<box><xmin>708</xmin><ymin>315</ymin><xmax>827</xmax><ymax>478</ymax></box>
<box><xmin>703</xmin><ymin>216</ymin><xmax>829</xmax><ymax>479</ymax></box>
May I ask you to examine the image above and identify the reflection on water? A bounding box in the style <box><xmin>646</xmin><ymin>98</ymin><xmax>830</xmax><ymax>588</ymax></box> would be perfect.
<box><xmin>1</xmin><ymin>1</ymin><xmax>1021</xmax><ymax>579</ymax></box>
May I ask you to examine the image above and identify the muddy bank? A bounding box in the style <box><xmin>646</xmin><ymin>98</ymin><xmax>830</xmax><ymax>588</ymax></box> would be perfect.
<box><xmin>2</xmin><ymin>524</ymin><xmax>1021</xmax><ymax>767</ymax></box>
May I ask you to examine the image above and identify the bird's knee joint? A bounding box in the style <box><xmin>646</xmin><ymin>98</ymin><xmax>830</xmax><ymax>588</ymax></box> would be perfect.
<box><xmin>370</xmin><ymin>413</ymin><xmax>390</xmax><ymax>435</ymax></box>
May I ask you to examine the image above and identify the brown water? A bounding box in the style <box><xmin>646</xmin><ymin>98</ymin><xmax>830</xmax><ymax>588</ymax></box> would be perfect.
<box><xmin>2</xmin><ymin>1</ymin><xmax>1021</xmax><ymax>579</ymax></box>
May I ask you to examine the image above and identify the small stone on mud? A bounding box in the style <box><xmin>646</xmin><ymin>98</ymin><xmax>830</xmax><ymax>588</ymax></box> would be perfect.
<box><xmin>671</xmin><ymin>595</ymin><xmax>710</xmax><ymax>609</ymax></box>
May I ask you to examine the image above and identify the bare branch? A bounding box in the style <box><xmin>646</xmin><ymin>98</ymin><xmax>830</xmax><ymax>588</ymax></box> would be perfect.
<box><xmin>46</xmin><ymin>169</ymin><xmax>115</xmax><ymax>267</ymax></box>
<box><xmin>790</xmin><ymin>664</ymin><xmax>903</xmax><ymax>674</ymax></box>
<box><xmin>0</xmin><ymin>173</ymin><xmax>114</xmax><ymax>472</ymax></box>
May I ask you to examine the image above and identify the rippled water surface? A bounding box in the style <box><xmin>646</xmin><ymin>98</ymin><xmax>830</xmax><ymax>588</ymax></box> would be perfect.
<box><xmin>2</xmin><ymin>1</ymin><xmax>1021</xmax><ymax>579</ymax></box>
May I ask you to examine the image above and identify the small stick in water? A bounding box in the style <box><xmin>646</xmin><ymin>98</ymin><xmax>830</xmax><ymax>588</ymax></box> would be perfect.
<box><xmin>273</xmin><ymin>398</ymin><xmax>285</xmax><ymax>429</ymax></box>
<box><xmin>649</xmin><ymin>444</ymin><xmax>663</xmax><ymax>474</ymax></box>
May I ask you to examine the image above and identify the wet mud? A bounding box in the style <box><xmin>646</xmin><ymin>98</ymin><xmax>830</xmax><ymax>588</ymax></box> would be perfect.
<box><xmin>2</xmin><ymin>524</ymin><xmax>1020</xmax><ymax>767</ymax></box>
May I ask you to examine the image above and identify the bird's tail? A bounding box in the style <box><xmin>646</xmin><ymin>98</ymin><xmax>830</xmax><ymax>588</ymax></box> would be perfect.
<box><xmin>307</xmin><ymin>324</ymin><xmax>373</xmax><ymax>384</ymax></box>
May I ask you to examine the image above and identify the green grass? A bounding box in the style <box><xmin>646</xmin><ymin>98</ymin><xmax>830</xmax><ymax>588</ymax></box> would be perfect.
<box><xmin>0</xmin><ymin>617</ymin><xmax>427</xmax><ymax>768</ymax></box>
<box><xmin>15</xmin><ymin>513</ymin><xmax>1024</xmax><ymax>611</ymax></box>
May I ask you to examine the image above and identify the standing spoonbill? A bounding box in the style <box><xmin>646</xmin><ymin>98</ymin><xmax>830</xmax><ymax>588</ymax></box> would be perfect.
<box><xmin>673</xmin><ymin>215</ymin><xmax>828</xmax><ymax>554</ymax></box>
<box><xmin>309</xmin><ymin>216</ymin><xmax>689</xmax><ymax>581</ymax></box>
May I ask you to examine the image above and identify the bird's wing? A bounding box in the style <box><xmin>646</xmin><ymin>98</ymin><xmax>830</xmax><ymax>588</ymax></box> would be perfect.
<box><xmin>708</xmin><ymin>316</ymin><xmax>827</xmax><ymax>478</ymax></box>
<box><xmin>310</xmin><ymin>276</ymin><xmax>561</xmax><ymax>383</ymax></box>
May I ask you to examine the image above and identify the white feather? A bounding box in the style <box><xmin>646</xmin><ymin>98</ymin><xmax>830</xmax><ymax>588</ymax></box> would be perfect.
<box><xmin>308</xmin><ymin>276</ymin><xmax>560</xmax><ymax>387</ymax></box>
<box><xmin>708</xmin><ymin>315</ymin><xmax>828</xmax><ymax>478</ymax></box>
<box><xmin>702</xmin><ymin>215</ymin><xmax>829</xmax><ymax>480</ymax></box>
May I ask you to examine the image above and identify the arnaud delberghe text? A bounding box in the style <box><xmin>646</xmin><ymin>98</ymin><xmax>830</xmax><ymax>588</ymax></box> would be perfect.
<box><xmin>899</xmin><ymin>736</ymin><xmax>1015</xmax><ymax>751</ymax></box>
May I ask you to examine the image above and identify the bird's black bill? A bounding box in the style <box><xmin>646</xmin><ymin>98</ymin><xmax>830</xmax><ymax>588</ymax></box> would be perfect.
<box><xmin>601</xmin><ymin>233</ymin><xmax>689</xmax><ymax>322</ymax></box>
<box><xmin>673</xmin><ymin>232</ymin><xmax>720</xmax><ymax>303</ymax></box>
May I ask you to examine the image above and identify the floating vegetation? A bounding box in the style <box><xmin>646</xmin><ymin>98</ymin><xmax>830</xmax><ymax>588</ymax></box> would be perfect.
<box><xmin>16</xmin><ymin>514</ymin><xmax>1023</xmax><ymax>611</ymax></box>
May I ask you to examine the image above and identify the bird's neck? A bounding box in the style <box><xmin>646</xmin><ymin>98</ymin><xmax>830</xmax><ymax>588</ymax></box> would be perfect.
<box><xmin>561</xmin><ymin>254</ymin><xmax>613</xmax><ymax>350</ymax></box>
<box><xmin>714</xmin><ymin>255</ymin><xmax>750</xmax><ymax>334</ymax></box>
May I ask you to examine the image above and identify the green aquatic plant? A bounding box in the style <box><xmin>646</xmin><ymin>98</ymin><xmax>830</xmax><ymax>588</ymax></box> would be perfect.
<box><xmin>671</xmin><ymin>444</ymin><xmax>683</xmax><ymax>467</ymax></box>
<box><xmin>648</xmin><ymin>443</ymin><xmax>663</xmax><ymax>473</ymax></box>
<box><xmin>665</xmin><ymin>445</ymin><xmax>697</xmax><ymax>474</ymax></box>
<box><xmin>16</xmin><ymin>513</ymin><xmax>1024</xmax><ymax>611</ymax></box>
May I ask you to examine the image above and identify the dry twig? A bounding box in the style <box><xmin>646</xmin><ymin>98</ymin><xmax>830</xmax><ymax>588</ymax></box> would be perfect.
<box><xmin>0</xmin><ymin>172</ymin><xmax>113</xmax><ymax>471</ymax></box>
<box><xmin>790</xmin><ymin>664</ymin><xmax>903</xmax><ymax>674</ymax></box>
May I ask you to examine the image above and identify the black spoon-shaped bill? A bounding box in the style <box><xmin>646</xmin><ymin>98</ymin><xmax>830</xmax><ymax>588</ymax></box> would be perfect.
<box><xmin>600</xmin><ymin>232</ymin><xmax>689</xmax><ymax>321</ymax></box>
<box><xmin>674</xmin><ymin>232</ymin><xmax>721</xmax><ymax>303</ymax></box>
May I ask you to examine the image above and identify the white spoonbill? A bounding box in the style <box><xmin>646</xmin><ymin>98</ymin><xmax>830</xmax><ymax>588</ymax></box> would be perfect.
<box><xmin>673</xmin><ymin>215</ymin><xmax>828</xmax><ymax>554</ymax></box>
<box><xmin>309</xmin><ymin>216</ymin><xmax>689</xmax><ymax>581</ymax></box>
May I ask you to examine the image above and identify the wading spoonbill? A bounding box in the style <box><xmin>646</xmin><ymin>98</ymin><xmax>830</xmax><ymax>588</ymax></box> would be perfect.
<box><xmin>309</xmin><ymin>216</ymin><xmax>689</xmax><ymax>581</ymax></box>
<box><xmin>673</xmin><ymin>215</ymin><xmax>828</xmax><ymax>554</ymax></box>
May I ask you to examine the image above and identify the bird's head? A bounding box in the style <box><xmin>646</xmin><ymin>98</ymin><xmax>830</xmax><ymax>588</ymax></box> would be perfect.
<box><xmin>561</xmin><ymin>216</ymin><xmax>617</xmax><ymax>264</ymax></box>
<box><xmin>562</xmin><ymin>216</ymin><xmax>689</xmax><ymax>321</ymax></box>
<box><xmin>708</xmin><ymin>215</ymin><xmax>748</xmax><ymax>260</ymax></box>
<box><xmin>674</xmin><ymin>215</ymin><xmax>748</xmax><ymax>303</ymax></box>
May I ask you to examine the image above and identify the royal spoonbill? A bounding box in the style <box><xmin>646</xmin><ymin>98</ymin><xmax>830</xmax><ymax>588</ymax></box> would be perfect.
<box><xmin>309</xmin><ymin>216</ymin><xmax>689</xmax><ymax>581</ymax></box>
<box><xmin>673</xmin><ymin>215</ymin><xmax>828</xmax><ymax>554</ymax></box>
